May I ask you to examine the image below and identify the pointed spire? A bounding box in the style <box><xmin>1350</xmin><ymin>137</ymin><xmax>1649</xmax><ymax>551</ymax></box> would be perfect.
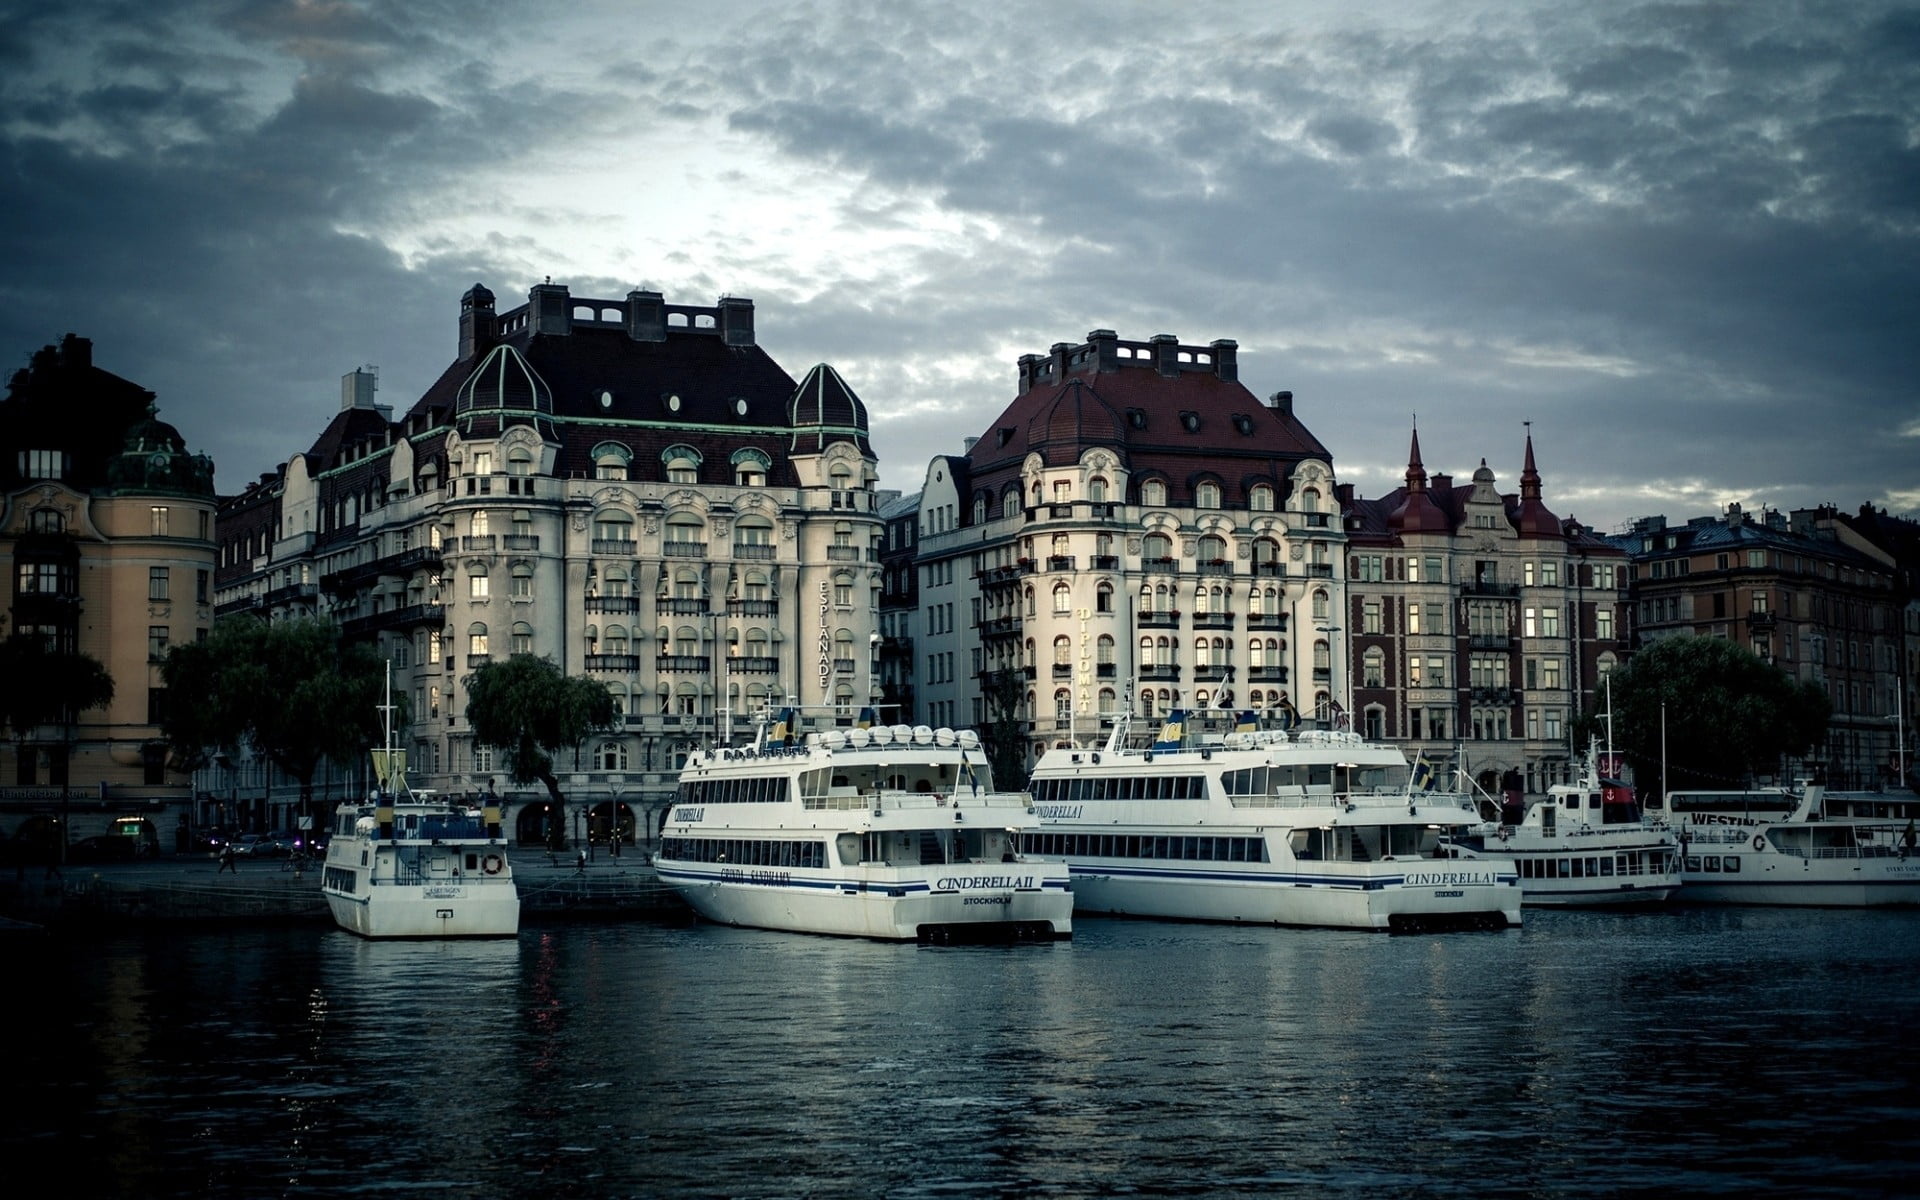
<box><xmin>1406</xmin><ymin>423</ymin><xmax>1429</xmax><ymax>490</ymax></box>
<box><xmin>1521</xmin><ymin>420</ymin><xmax>1542</xmax><ymax>500</ymax></box>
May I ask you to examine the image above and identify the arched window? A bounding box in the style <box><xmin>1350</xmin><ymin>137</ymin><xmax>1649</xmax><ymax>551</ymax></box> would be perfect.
<box><xmin>511</xmin><ymin>564</ymin><xmax>532</xmax><ymax>599</ymax></box>
<box><xmin>592</xmin><ymin>442</ymin><xmax>631</xmax><ymax>480</ymax></box>
<box><xmin>593</xmin><ymin>512</ymin><xmax>633</xmax><ymax>551</ymax></box>
<box><xmin>676</xmin><ymin>625</ymin><xmax>701</xmax><ymax>657</ymax></box>
<box><xmin>1143</xmin><ymin>532</ymin><xmax>1172</xmax><ymax>563</ymax></box>
<box><xmin>1196</xmin><ymin>481</ymin><xmax>1221</xmax><ymax>509</ymax></box>
<box><xmin>1312</xmin><ymin>589</ymin><xmax>1329</xmax><ymax>619</ymax></box>
<box><xmin>1054</xmin><ymin>689</ymin><xmax>1071</xmax><ymax>720</ymax></box>
<box><xmin>1142</xmin><ymin>479</ymin><xmax>1167</xmax><ymax>507</ymax></box>
<box><xmin>1053</xmin><ymin>635</ymin><xmax>1071</xmax><ymax>666</ymax></box>
<box><xmin>1249</xmin><ymin>484</ymin><xmax>1274</xmax><ymax>512</ymax></box>
<box><xmin>973</xmin><ymin>496</ymin><xmax>987</xmax><ymax>524</ymax></box>
<box><xmin>1089</xmin><ymin>476</ymin><xmax>1109</xmax><ymax>502</ymax></box>
<box><xmin>604</xmin><ymin>624</ymin><xmax>628</xmax><ymax>654</ymax></box>
<box><xmin>471</xmin><ymin>511</ymin><xmax>490</xmax><ymax>536</ymax></box>
<box><xmin>1052</xmin><ymin>582</ymin><xmax>1071</xmax><ymax>614</ymax></box>
<box><xmin>1139</xmin><ymin>635</ymin><xmax>1155</xmax><ymax>666</ymax></box>
<box><xmin>597</xmin><ymin>741</ymin><xmax>627</xmax><ymax>770</ymax></box>
<box><xmin>1363</xmin><ymin>647</ymin><xmax>1385</xmax><ymax>688</ymax></box>
<box><xmin>665</xmin><ymin>514</ymin><xmax>704</xmax><ymax>549</ymax></box>
<box><xmin>1096</xmin><ymin>583</ymin><xmax>1113</xmax><ymax>613</ymax></box>
<box><xmin>512</xmin><ymin>621</ymin><xmax>534</xmax><ymax>655</ymax></box>
<box><xmin>507</xmin><ymin>449</ymin><xmax>533</xmax><ymax>477</ymax></box>
<box><xmin>731</xmin><ymin>448</ymin><xmax>769</xmax><ymax>488</ymax></box>
<box><xmin>1097</xmin><ymin>634</ymin><xmax>1115</xmax><ymax>665</ymax></box>
<box><xmin>1002</xmin><ymin>488</ymin><xmax>1021</xmax><ymax>519</ymax></box>
<box><xmin>1024</xmin><ymin>587</ymin><xmax>1036</xmax><ymax>617</ymax></box>
<box><xmin>468</xmin><ymin>622</ymin><xmax>488</xmax><ymax>656</ymax></box>
<box><xmin>29</xmin><ymin>508</ymin><xmax>64</xmax><ymax>533</ymax></box>
<box><xmin>1314</xmin><ymin>639</ymin><xmax>1330</xmax><ymax>670</ymax></box>
<box><xmin>1301</xmin><ymin>487</ymin><xmax>1321</xmax><ymax>513</ymax></box>
<box><xmin>1199</xmin><ymin>534</ymin><xmax>1226</xmax><ymax>563</ymax></box>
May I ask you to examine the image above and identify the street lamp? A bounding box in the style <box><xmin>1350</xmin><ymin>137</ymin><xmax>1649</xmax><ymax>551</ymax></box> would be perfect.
<box><xmin>1316</xmin><ymin>624</ymin><xmax>1347</xmax><ymax>730</ymax></box>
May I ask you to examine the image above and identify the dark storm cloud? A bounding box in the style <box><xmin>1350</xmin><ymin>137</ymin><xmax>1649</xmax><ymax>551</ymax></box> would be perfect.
<box><xmin>0</xmin><ymin>0</ymin><xmax>1911</xmax><ymax>527</ymax></box>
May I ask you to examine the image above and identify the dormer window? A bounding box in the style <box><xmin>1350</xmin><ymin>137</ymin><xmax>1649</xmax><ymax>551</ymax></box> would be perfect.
<box><xmin>1142</xmin><ymin>480</ymin><xmax>1167</xmax><ymax>507</ymax></box>
<box><xmin>1196</xmin><ymin>482</ymin><xmax>1221</xmax><ymax>509</ymax></box>
<box><xmin>19</xmin><ymin>449</ymin><xmax>67</xmax><ymax>481</ymax></box>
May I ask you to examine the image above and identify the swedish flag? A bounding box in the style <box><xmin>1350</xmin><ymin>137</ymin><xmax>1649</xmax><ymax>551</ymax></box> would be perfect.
<box><xmin>1153</xmin><ymin>710</ymin><xmax>1187</xmax><ymax>751</ymax></box>
<box><xmin>1410</xmin><ymin>754</ymin><xmax>1435</xmax><ymax>792</ymax></box>
<box><xmin>1235</xmin><ymin>710</ymin><xmax>1258</xmax><ymax>734</ymax></box>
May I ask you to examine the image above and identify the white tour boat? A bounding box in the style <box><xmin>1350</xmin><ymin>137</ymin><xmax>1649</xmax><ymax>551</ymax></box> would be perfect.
<box><xmin>1447</xmin><ymin>740</ymin><xmax>1682</xmax><ymax>906</ymax></box>
<box><xmin>1662</xmin><ymin>782</ymin><xmax>1920</xmax><ymax>906</ymax></box>
<box><xmin>320</xmin><ymin>673</ymin><xmax>520</xmax><ymax>938</ymax></box>
<box><xmin>1025</xmin><ymin>710</ymin><xmax>1522</xmax><ymax>932</ymax></box>
<box><xmin>655</xmin><ymin>709</ymin><xmax>1074</xmax><ymax>942</ymax></box>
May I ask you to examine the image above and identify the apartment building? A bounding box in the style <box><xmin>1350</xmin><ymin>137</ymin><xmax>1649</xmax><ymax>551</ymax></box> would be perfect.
<box><xmin>209</xmin><ymin>282</ymin><xmax>881</xmax><ymax>843</ymax></box>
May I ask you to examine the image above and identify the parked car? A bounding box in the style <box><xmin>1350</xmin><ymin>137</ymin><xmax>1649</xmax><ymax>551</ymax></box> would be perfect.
<box><xmin>230</xmin><ymin>833</ymin><xmax>287</xmax><ymax>858</ymax></box>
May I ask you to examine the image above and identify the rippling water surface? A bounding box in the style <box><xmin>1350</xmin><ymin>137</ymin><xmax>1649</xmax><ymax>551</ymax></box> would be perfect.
<box><xmin>8</xmin><ymin>908</ymin><xmax>1919</xmax><ymax>1198</ymax></box>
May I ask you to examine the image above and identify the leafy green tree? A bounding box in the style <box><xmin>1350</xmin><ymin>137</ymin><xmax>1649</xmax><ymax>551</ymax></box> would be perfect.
<box><xmin>0</xmin><ymin>634</ymin><xmax>116</xmax><ymax>862</ymax></box>
<box><xmin>1574</xmin><ymin>635</ymin><xmax>1830</xmax><ymax>795</ymax></box>
<box><xmin>161</xmin><ymin>617</ymin><xmax>388</xmax><ymax>829</ymax></box>
<box><xmin>463</xmin><ymin>654</ymin><xmax>615</xmax><ymax>850</ymax></box>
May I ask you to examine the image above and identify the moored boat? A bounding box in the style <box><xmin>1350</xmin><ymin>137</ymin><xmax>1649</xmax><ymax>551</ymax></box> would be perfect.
<box><xmin>1025</xmin><ymin>708</ymin><xmax>1521</xmax><ymax>932</ymax></box>
<box><xmin>1662</xmin><ymin>783</ymin><xmax>1920</xmax><ymax>907</ymax></box>
<box><xmin>320</xmin><ymin>670</ymin><xmax>520</xmax><ymax>938</ymax></box>
<box><xmin>1447</xmin><ymin>740</ymin><xmax>1681</xmax><ymax>906</ymax></box>
<box><xmin>655</xmin><ymin>708</ymin><xmax>1073</xmax><ymax>942</ymax></box>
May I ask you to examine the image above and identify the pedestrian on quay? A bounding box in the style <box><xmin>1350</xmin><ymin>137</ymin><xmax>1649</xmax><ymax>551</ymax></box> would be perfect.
<box><xmin>218</xmin><ymin>844</ymin><xmax>238</xmax><ymax>874</ymax></box>
<box><xmin>576</xmin><ymin>848</ymin><xmax>588</xmax><ymax>873</ymax></box>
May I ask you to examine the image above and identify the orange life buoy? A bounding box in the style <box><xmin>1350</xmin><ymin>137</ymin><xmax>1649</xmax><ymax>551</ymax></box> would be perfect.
<box><xmin>483</xmin><ymin>854</ymin><xmax>504</xmax><ymax>875</ymax></box>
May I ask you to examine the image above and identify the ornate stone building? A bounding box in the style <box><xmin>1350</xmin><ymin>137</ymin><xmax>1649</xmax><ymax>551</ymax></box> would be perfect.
<box><xmin>912</xmin><ymin>330</ymin><xmax>1346</xmax><ymax>763</ymax></box>
<box><xmin>1608</xmin><ymin>503</ymin><xmax>1903</xmax><ymax>789</ymax></box>
<box><xmin>0</xmin><ymin>334</ymin><xmax>217</xmax><ymax>853</ymax></box>
<box><xmin>210</xmin><ymin>282</ymin><xmax>881</xmax><ymax>844</ymax></box>
<box><xmin>1339</xmin><ymin>429</ymin><xmax>1629</xmax><ymax>796</ymax></box>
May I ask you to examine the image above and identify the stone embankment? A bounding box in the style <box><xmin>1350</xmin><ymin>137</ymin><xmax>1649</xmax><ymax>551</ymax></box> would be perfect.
<box><xmin>0</xmin><ymin>848</ymin><xmax>686</xmax><ymax>933</ymax></box>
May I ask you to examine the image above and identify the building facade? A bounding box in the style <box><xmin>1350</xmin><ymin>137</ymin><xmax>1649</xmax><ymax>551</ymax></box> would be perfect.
<box><xmin>209</xmin><ymin>282</ymin><xmax>881</xmax><ymax>845</ymax></box>
<box><xmin>1339</xmin><ymin>429</ymin><xmax>1630</xmax><ymax>796</ymax></box>
<box><xmin>1</xmin><ymin>334</ymin><xmax>218</xmax><ymax>854</ymax></box>
<box><xmin>912</xmin><ymin>330</ymin><xmax>1347</xmax><ymax>765</ymax></box>
<box><xmin>1609</xmin><ymin>503</ymin><xmax>1904</xmax><ymax>789</ymax></box>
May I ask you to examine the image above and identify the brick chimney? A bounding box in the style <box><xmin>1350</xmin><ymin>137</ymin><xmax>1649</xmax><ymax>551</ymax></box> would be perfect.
<box><xmin>1151</xmin><ymin>334</ymin><xmax>1180</xmax><ymax>377</ymax></box>
<box><xmin>529</xmin><ymin>280</ymin><xmax>571</xmax><ymax>336</ymax></box>
<box><xmin>718</xmin><ymin>295</ymin><xmax>755</xmax><ymax>347</ymax></box>
<box><xmin>1209</xmin><ymin>338</ymin><xmax>1238</xmax><ymax>383</ymax></box>
<box><xmin>626</xmin><ymin>290</ymin><xmax>666</xmax><ymax>343</ymax></box>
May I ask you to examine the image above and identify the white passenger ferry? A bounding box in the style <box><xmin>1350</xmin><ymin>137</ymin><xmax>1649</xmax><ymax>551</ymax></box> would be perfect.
<box><xmin>1025</xmin><ymin>710</ymin><xmax>1521</xmax><ymax>932</ymax></box>
<box><xmin>320</xmin><ymin>674</ymin><xmax>520</xmax><ymax>939</ymax></box>
<box><xmin>1663</xmin><ymin>783</ymin><xmax>1920</xmax><ymax>906</ymax></box>
<box><xmin>655</xmin><ymin>709</ymin><xmax>1073</xmax><ymax>942</ymax></box>
<box><xmin>1448</xmin><ymin>741</ymin><xmax>1681</xmax><ymax>906</ymax></box>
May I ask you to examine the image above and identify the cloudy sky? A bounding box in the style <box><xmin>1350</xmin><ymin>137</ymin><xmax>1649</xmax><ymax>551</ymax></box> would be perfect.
<box><xmin>3</xmin><ymin>0</ymin><xmax>1914</xmax><ymax>532</ymax></box>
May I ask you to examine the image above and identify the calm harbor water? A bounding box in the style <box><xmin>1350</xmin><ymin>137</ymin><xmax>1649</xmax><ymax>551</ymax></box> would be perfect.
<box><xmin>7</xmin><ymin>907</ymin><xmax>1918</xmax><ymax>1199</ymax></box>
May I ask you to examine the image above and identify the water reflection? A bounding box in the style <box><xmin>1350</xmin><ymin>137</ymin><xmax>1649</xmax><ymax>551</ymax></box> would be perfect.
<box><xmin>7</xmin><ymin>910</ymin><xmax>1920</xmax><ymax>1197</ymax></box>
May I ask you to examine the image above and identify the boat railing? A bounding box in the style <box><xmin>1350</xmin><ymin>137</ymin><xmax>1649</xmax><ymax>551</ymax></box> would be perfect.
<box><xmin>1227</xmin><ymin>787</ymin><xmax>1477</xmax><ymax>813</ymax></box>
<box><xmin>803</xmin><ymin>789</ymin><xmax>1030</xmax><ymax>813</ymax></box>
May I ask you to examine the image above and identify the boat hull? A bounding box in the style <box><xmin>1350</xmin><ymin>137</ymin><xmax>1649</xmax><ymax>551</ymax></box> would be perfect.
<box><xmin>323</xmin><ymin>883</ymin><xmax>521</xmax><ymax>938</ymax></box>
<box><xmin>1063</xmin><ymin>860</ymin><xmax>1520</xmax><ymax>931</ymax></box>
<box><xmin>1454</xmin><ymin>831</ymin><xmax>1682</xmax><ymax>908</ymax></box>
<box><xmin>656</xmin><ymin>863</ymin><xmax>1073</xmax><ymax>941</ymax></box>
<box><xmin>1676</xmin><ymin>855</ymin><xmax>1920</xmax><ymax>907</ymax></box>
